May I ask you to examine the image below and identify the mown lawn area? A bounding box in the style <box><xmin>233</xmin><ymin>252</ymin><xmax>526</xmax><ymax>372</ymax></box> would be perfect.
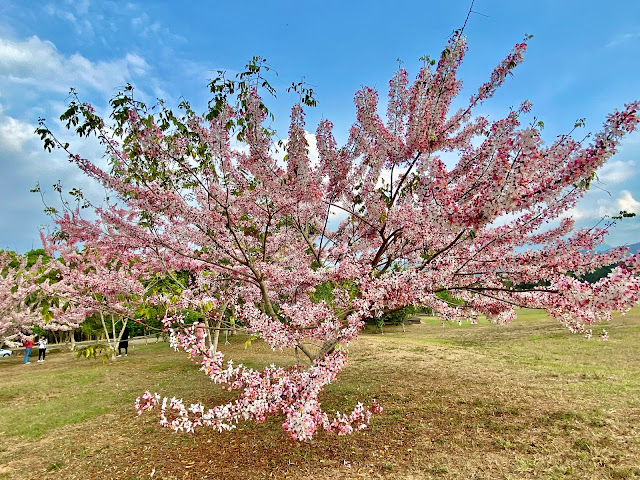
<box><xmin>0</xmin><ymin>308</ymin><xmax>639</xmax><ymax>479</ymax></box>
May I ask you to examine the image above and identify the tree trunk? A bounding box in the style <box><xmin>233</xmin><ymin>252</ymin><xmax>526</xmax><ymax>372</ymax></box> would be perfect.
<box><xmin>203</xmin><ymin>317</ymin><xmax>212</xmax><ymax>349</ymax></box>
<box><xmin>114</xmin><ymin>318</ymin><xmax>128</xmax><ymax>359</ymax></box>
<box><xmin>297</xmin><ymin>337</ymin><xmax>339</xmax><ymax>364</ymax></box>
<box><xmin>69</xmin><ymin>330</ymin><xmax>76</xmax><ymax>351</ymax></box>
<box><xmin>99</xmin><ymin>314</ymin><xmax>128</xmax><ymax>360</ymax></box>
<box><xmin>211</xmin><ymin>299</ymin><xmax>230</xmax><ymax>353</ymax></box>
<box><xmin>98</xmin><ymin>312</ymin><xmax>114</xmax><ymax>359</ymax></box>
<box><xmin>212</xmin><ymin>318</ymin><xmax>222</xmax><ymax>353</ymax></box>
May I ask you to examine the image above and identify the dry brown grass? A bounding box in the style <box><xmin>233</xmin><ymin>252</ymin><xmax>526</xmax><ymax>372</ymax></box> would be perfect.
<box><xmin>1</xmin><ymin>309</ymin><xmax>639</xmax><ymax>479</ymax></box>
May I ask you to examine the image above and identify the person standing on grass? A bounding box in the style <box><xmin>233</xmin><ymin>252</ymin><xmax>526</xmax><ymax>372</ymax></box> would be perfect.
<box><xmin>37</xmin><ymin>336</ymin><xmax>48</xmax><ymax>362</ymax></box>
<box><xmin>117</xmin><ymin>325</ymin><xmax>129</xmax><ymax>357</ymax></box>
<box><xmin>23</xmin><ymin>336</ymin><xmax>34</xmax><ymax>364</ymax></box>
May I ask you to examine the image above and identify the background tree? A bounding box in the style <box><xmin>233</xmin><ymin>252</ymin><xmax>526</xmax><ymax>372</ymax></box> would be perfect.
<box><xmin>37</xmin><ymin>34</ymin><xmax>640</xmax><ymax>440</ymax></box>
<box><xmin>0</xmin><ymin>251</ymin><xmax>51</xmax><ymax>346</ymax></box>
<box><xmin>41</xmin><ymin>226</ymin><xmax>148</xmax><ymax>360</ymax></box>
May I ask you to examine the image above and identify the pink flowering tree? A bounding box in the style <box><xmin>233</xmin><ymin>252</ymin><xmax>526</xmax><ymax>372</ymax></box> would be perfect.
<box><xmin>36</xmin><ymin>35</ymin><xmax>640</xmax><ymax>440</ymax></box>
<box><xmin>0</xmin><ymin>251</ymin><xmax>53</xmax><ymax>346</ymax></box>
<box><xmin>39</xmin><ymin>220</ymin><xmax>149</xmax><ymax>359</ymax></box>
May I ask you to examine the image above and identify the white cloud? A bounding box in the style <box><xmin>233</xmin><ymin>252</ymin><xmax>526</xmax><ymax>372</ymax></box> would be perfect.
<box><xmin>267</xmin><ymin>131</ymin><xmax>320</xmax><ymax>168</ymax></box>
<box><xmin>597</xmin><ymin>160</ymin><xmax>636</xmax><ymax>186</ymax></box>
<box><xmin>617</xmin><ymin>190</ymin><xmax>640</xmax><ymax>214</ymax></box>
<box><xmin>305</xmin><ymin>132</ymin><xmax>319</xmax><ymax>166</ymax></box>
<box><xmin>44</xmin><ymin>1</ymin><xmax>94</xmax><ymax>37</ymax></box>
<box><xmin>620</xmin><ymin>130</ymin><xmax>640</xmax><ymax>147</ymax></box>
<box><xmin>131</xmin><ymin>13</ymin><xmax>151</xmax><ymax>30</ymax></box>
<box><xmin>605</xmin><ymin>32</ymin><xmax>640</xmax><ymax>48</ymax></box>
<box><xmin>0</xmin><ymin>35</ymin><xmax>149</xmax><ymax>95</ymax></box>
<box><xmin>0</xmin><ymin>107</ymin><xmax>34</xmax><ymax>152</ymax></box>
<box><xmin>71</xmin><ymin>0</ymin><xmax>90</xmax><ymax>16</ymax></box>
<box><xmin>564</xmin><ymin>190</ymin><xmax>640</xmax><ymax>222</ymax></box>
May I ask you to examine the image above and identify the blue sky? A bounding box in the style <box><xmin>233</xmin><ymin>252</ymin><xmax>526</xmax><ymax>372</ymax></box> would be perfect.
<box><xmin>0</xmin><ymin>0</ymin><xmax>639</xmax><ymax>253</ymax></box>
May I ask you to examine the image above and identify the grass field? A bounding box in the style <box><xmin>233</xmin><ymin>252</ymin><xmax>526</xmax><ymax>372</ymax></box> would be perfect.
<box><xmin>0</xmin><ymin>309</ymin><xmax>639</xmax><ymax>479</ymax></box>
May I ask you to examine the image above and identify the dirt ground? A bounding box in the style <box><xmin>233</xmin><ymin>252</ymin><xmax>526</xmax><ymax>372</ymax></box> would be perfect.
<box><xmin>1</xmin><ymin>312</ymin><xmax>639</xmax><ymax>479</ymax></box>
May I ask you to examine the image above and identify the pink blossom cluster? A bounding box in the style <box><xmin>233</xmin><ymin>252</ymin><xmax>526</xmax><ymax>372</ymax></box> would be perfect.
<box><xmin>136</xmin><ymin>326</ymin><xmax>381</xmax><ymax>440</ymax></box>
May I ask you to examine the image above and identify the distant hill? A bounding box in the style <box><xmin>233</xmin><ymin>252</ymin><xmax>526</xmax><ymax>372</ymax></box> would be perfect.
<box><xmin>595</xmin><ymin>242</ymin><xmax>640</xmax><ymax>254</ymax></box>
<box><xmin>623</xmin><ymin>242</ymin><xmax>640</xmax><ymax>255</ymax></box>
<box><xmin>580</xmin><ymin>242</ymin><xmax>640</xmax><ymax>283</ymax></box>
